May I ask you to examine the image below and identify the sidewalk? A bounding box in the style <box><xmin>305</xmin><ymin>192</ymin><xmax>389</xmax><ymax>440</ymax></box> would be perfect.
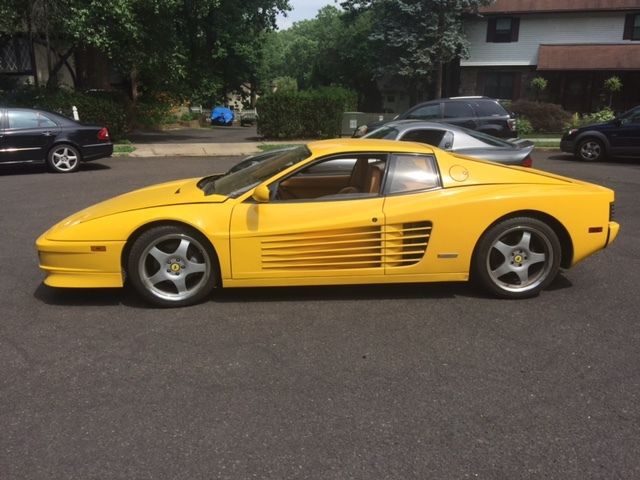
<box><xmin>128</xmin><ymin>142</ymin><xmax>264</xmax><ymax>157</ymax></box>
<box><xmin>127</xmin><ymin>139</ymin><xmax>310</xmax><ymax>157</ymax></box>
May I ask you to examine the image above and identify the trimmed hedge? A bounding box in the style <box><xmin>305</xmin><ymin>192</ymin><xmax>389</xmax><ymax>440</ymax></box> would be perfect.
<box><xmin>510</xmin><ymin>100</ymin><xmax>572</xmax><ymax>133</ymax></box>
<box><xmin>257</xmin><ymin>87</ymin><xmax>356</xmax><ymax>139</ymax></box>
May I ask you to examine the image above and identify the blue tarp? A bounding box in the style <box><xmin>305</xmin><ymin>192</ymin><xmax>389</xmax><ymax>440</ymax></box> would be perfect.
<box><xmin>210</xmin><ymin>106</ymin><xmax>234</xmax><ymax>125</ymax></box>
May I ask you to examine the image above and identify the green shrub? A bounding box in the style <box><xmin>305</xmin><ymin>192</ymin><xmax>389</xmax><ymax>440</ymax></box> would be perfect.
<box><xmin>510</xmin><ymin>100</ymin><xmax>572</xmax><ymax>133</ymax></box>
<box><xmin>257</xmin><ymin>86</ymin><xmax>356</xmax><ymax>139</ymax></box>
<box><xmin>179</xmin><ymin>111</ymin><xmax>201</xmax><ymax>122</ymax></box>
<box><xmin>565</xmin><ymin>107</ymin><xmax>615</xmax><ymax>130</ymax></box>
<box><xmin>530</xmin><ymin>76</ymin><xmax>548</xmax><ymax>101</ymax></box>
<box><xmin>133</xmin><ymin>101</ymin><xmax>177</xmax><ymax>128</ymax></box>
<box><xmin>516</xmin><ymin>117</ymin><xmax>534</xmax><ymax>136</ymax></box>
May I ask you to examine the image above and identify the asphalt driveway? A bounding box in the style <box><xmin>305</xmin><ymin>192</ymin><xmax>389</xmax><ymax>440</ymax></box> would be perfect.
<box><xmin>1</xmin><ymin>151</ymin><xmax>639</xmax><ymax>480</ymax></box>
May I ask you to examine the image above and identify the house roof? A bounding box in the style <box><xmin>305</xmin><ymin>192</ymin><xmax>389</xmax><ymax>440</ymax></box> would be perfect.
<box><xmin>479</xmin><ymin>0</ymin><xmax>640</xmax><ymax>14</ymax></box>
<box><xmin>537</xmin><ymin>44</ymin><xmax>640</xmax><ymax>70</ymax></box>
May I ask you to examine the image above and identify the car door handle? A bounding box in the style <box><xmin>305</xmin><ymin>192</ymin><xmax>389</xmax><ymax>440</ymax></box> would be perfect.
<box><xmin>42</xmin><ymin>131</ymin><xmax>54</xmax><ymax>136</ymax></box>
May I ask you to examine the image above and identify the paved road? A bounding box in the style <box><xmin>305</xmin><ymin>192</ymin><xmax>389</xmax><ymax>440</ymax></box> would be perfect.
<box><xmin>1</xmin><ymin>152</ymin><xmax>639</xmax><ymax>479</ymax></box>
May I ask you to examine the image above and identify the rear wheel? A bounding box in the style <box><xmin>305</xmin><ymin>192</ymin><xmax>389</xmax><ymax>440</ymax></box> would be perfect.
<box><xmin>47</xmin><ymin>144</ymin><xmax>81</xmax><ymax>173</ymax></box>
<box><xmin>577</xmin><ymin>138</ymin><xmax>605</xmax><ymax>162</ymax></box>
<box><xmin>127</xmin><ymin>225</ymin><xmax>217</xmax><ymax>307</ymax></box>
<box><xmin>473</xmin><ymin>217</ymin><xmax>561</xmax><ymax>299</ymax></box>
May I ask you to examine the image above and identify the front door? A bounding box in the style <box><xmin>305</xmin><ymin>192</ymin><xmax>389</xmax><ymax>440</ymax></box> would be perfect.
<box><xmin>229</xmin><ymin>155</ymin><xmax>387</xmax><ymax>280</ymax></box>
<box><xmin>610</xmin><ymin>107</ymin><xmax>640</xmax><ymax>156</ymax></box>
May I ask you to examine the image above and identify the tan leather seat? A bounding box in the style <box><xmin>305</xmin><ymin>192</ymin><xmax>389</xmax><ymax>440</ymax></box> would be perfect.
<box><xmin>338</xmin><ymin>159</ymin><xmax>382</xmax><ymax>195</ymax></box>
<box><xmin>365</xmin><ymin>166</ymin><xmax>382</xmax><ymax>193</ymax></box>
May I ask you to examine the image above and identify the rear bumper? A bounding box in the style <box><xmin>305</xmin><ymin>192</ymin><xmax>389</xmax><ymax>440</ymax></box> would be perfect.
<box><xmin>82</xmin><ymin>142</ymin><xmax>113</xmax><ymax>161</ymax></box>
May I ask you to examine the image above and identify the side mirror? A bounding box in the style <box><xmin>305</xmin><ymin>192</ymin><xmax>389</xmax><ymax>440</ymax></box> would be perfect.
<box><xmin>252</xmin><ymin>184</ymin><xmax>270</xmax><ymax>203</ymax></box>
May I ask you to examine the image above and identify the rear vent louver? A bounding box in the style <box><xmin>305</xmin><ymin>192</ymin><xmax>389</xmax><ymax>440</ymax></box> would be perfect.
<box><xmin>260</xmin><ymin>222</ymin><xmax>432</xmax><ymax>271</ymax></box>
<box><xmin>384</xmin><ymin>221</ymin><xmax>432</xmax><ymax>267</ymax></box>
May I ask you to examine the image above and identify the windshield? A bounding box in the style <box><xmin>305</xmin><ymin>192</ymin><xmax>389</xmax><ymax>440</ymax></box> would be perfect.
<box><xmin>198</xmin><ymin>145</ymin><xmax>311</xmax><ymax>197</ymax></box>
<box><xmin>364</xmin><ymin>126</ymin><xmax>400</xmax><ymax>140</ymax></box>
<box><xmin>618</xmin><ymin>106</ymin><xmax>640</xmax><ymax>123</ymax></box>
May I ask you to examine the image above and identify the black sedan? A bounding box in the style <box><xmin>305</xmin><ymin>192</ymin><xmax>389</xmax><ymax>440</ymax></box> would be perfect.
<box><xmin>0</xmin><ymin>107</ymin><xmax>113</xmax><ymax>173</ymax></box>
<box><xmin>363</xmin><ymin>120</ymin><xmax>534</xmax><ymax>166</ymax></box>
<box><xmin>561</xmin><ymin>105</ymin><xmax>640</xmax><ymax>161</ymax></box>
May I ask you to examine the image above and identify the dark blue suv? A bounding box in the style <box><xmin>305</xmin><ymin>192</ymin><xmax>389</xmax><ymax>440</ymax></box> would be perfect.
<box><xmin>561</xmin><ymin>106</ymin><xmax>640</xmax><ymax>161</ymax></box>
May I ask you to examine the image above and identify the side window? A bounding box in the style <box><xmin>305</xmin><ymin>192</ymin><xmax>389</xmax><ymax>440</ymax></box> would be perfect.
<box><xmin>406</xmin><ymin>104</ymin><xmax>441</xmax><ymax>120</ymax></box>
<box><xmin>400</xmin><ymin>129</ymin><xmax>446</xmax><ymax>147</ymax></box>
<box><xmin>386</xmin><ymin>154</ymin><xmax>440</xmax><ymax>195</ymax></box>
<box><xmin>486</xmin><ymin>17</ymin><xmax>520</xmax><ymax>43</ymax></box>
<box><xmin>443</xmin><ymin>102</ymin><xmax>474</xmax><ymax>119</ymax></box>
<box><xmin>620</xmin><ymin>108</ymin><xmax>640</xmax><ymax>125</ymax></box>
<box><xmin>38</xmin><ymin>113</ymin><xmax>58</xmax><ymax>128</ymax></box>
<box><xmin>475</xmin><ymin>100</ymin><xmax>507</xmax><ymax>117</ymax></box>
<box><xmin>275</xmin><ymin>155</ymin><xmax>387</xmax><ymax>201</ymax></box>
<box><xmin>8</xmin><ymin>110</ymin><xmax>57</xmax><ymax>129</ymax></box>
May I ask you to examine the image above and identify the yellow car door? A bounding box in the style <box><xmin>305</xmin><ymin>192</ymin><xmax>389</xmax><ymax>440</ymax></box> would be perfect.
<box><xmin>229</xmin><ymin>155</ymin><xmax>387</xmax><ymax>281</ymax></box>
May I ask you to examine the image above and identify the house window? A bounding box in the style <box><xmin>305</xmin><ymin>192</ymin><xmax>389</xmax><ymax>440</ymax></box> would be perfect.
<box><xmin>482</xmin><ymin>72</ymin><xmax>514</xmax><ymax>99</ymax></box>
<box><xmin>0</xmin><ymin>37</ymin><xmax>33</xmax><ymax>74</ymax></box>
<box><xmin>623</xmin><ymin>13</ymin><xmax>640</xmax><ymax>40</ymax></box>
<box><xmin>486</xmin><ymin>17</ymin><xmax>520</xmax><ymax>43</ymax></box>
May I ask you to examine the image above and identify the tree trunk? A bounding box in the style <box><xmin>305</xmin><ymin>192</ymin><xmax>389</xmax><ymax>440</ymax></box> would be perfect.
<box><xmin>26</xmin><ymin>13</ymin><xmax>39</xmax><ymax>87</ymax></box>
<box><xmin>130</xmin><ymin>68</ymin><xmax>139</xmax><ymax>102</ymax></box>
<box><xmin>434</xmin><ymin>62</ymin><xmax>443</xmax><ymax>99</ymax></box>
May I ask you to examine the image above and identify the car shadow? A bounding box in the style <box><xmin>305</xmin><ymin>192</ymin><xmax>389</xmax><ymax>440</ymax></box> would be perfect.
<box><xmin>34</xmin><ymin>273</ymin><xmax>574</xmax><ymax>308</ymax></box>
<box><xmin>34</xmin><ymin>281</ymin><xmax>484</xmax><ymax>308</ymax></box>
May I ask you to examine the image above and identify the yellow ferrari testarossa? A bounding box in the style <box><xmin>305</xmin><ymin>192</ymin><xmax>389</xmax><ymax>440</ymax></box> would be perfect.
<box><xmin>36</xmin><ymin>139</ymin><xmax>619</xmax><ymax>307</ymax></box>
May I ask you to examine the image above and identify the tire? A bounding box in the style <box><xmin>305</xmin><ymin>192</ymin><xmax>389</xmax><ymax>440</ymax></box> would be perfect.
<box><xmin>576</xmin><ymin>138</ymin><xmax>605</xmax><ymax>162</ymax></box>
<box><xmin>472</xmin><ymin>217</ymin><xmax>561</xmax><ymax>299</ymax></box>
<box><xmin>47</xmin><ymin>144</ymin><xmax>81</xmax><ymax>173</ymax></box>
<box><xmin>127</xmin><ymin>225</ymin><xmax>217</xmax><ymax>307</ymax></box>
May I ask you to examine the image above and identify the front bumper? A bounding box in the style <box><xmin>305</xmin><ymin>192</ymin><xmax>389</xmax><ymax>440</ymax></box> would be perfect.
<box><xmin>36</xmin><ymin>235</ymin><xmax>125</xmax><ymax>288</ymax></box>
<box><xmin>560</xmin><ymin>139</ymin><xmax>575</xmax><ymax>154</ymax></box>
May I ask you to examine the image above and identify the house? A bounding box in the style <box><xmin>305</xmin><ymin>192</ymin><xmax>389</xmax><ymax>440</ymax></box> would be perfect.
<box><xmin>459</xmin><ymin>0</ymin><xmax>640</xmax><ymax>112</ymax></box>
<box><xmin>0</xmin><ymin>36</ymin><xmax>77</xmax><ymax>89</ymax></box>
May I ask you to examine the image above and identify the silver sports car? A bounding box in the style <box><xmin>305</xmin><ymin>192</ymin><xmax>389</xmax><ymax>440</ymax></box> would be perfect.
<box><xmin>363</xmin><ymin>120</ymin><xmax>534</xmax><ymax>167</ymax></box>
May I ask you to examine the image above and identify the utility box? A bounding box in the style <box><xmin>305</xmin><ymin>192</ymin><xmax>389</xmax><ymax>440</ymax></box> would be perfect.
<box><xmin>341</xmin><ymin>112</ymin><xmax>365</xmax><ymax>136</ymax></box>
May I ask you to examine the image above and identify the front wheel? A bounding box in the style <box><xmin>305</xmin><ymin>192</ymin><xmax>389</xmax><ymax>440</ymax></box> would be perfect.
<box><xmin>577</xmin><ymin>138</ymin><xmax>605</xmax><ymax>162</ymax></box>
<box><xmin>47</xmin><ymin>144</ymin><xmax>81</xmax><ymax>173</ymax></box>
<box><xmin>127</xmin><ymin>225</ymin><xmax>217</xmax><ymax>307</ymax></box>
<box><xmin>473</xmin><ymin>217</ymin><xmax>561</xmax><ymax>299</ymax></box>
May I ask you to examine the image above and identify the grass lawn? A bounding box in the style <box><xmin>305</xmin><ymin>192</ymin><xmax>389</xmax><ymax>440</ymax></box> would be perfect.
<box><xmin>114</xmin><ymin>144</ymin><xmax>136</xmax><ymax>154</ymax></box>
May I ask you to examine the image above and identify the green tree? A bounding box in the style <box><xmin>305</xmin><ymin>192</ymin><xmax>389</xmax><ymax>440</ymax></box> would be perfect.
<box><xmin>341</xmin><ymin>0</ymin><xmax>492</xmax><ymax>100</ymax></box>
<box><xmin>259</xmin><ymin>5</ymin><xmax>382</xmax><ymax>109</ymax></box>
<box><xmin>603</xmin><ymin>76</ymin><xmax>622</xmax><ymax>107</ymax></box>
<box><xmin>530</xmin><ymin>76</ymin><xmax>547</xmax><ymax>102</ymax></box>
<box><xmin>1</xmin><ymin>0</ymin><xmax>290</xmax><ymax>102</ymax></box>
